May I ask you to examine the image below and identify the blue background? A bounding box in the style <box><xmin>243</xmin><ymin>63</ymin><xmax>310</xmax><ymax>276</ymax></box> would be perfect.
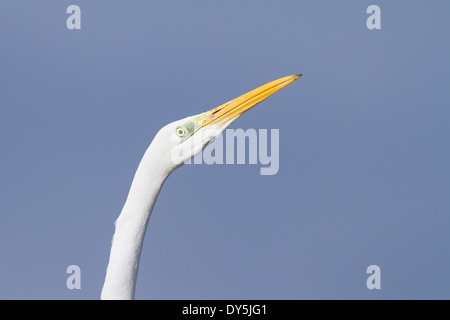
<box><xmin>0</xmin><ymin>1</ymin><xmax>449</xmax><ymax>299</ymax></box>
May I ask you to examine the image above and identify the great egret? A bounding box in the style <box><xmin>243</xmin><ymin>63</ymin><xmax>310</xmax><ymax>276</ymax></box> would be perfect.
<box><xmin>101</xmin><ymin>74</ymin><xmax>301</xmax><ymax>299</ymax></box>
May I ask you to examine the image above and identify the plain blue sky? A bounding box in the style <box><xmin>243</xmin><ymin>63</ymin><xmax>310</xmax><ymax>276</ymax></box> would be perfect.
<box><xmin>0</xmin><ymin>1</ymin><xmax>449</xmax><ymax>299</ymax></box>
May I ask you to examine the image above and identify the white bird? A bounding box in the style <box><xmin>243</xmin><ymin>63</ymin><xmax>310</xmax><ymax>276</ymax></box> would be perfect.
<box><xmin>101</xmin><ymin>74</ymin><xmax>301</xmax><ymax>299</ymax></box>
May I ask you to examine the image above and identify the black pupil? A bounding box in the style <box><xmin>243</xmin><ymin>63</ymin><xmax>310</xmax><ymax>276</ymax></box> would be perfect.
<box><xmin>178</xmin><ymin>129</ymin><xmax>184</xmax><ymax>135</ymax></box>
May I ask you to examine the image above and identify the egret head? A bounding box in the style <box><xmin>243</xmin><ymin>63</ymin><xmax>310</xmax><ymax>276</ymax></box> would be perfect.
<box><xmin>150</xmin><ymin>74</ymin><xmax>301</xmax><ymax>170</ymax></box>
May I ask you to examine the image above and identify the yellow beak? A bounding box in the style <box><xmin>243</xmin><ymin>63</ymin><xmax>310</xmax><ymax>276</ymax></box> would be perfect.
<box><xmin>200</xmin><ymin>74</ymin><xmax>301</xmax><ymax>127</ymax></box>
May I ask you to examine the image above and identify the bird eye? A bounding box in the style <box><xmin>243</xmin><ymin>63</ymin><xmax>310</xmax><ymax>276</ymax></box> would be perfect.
<box><xmin>176</xmin><ymin>127</ymin><xmax>187</xmax><ymax>137</ymax></box>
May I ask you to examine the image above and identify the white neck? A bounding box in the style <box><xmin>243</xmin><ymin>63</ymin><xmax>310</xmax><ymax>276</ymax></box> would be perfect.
<box><xmin>101</xmin><ymin>143</ymin><xmax>174</xmax><ymax>300</ymax></box>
